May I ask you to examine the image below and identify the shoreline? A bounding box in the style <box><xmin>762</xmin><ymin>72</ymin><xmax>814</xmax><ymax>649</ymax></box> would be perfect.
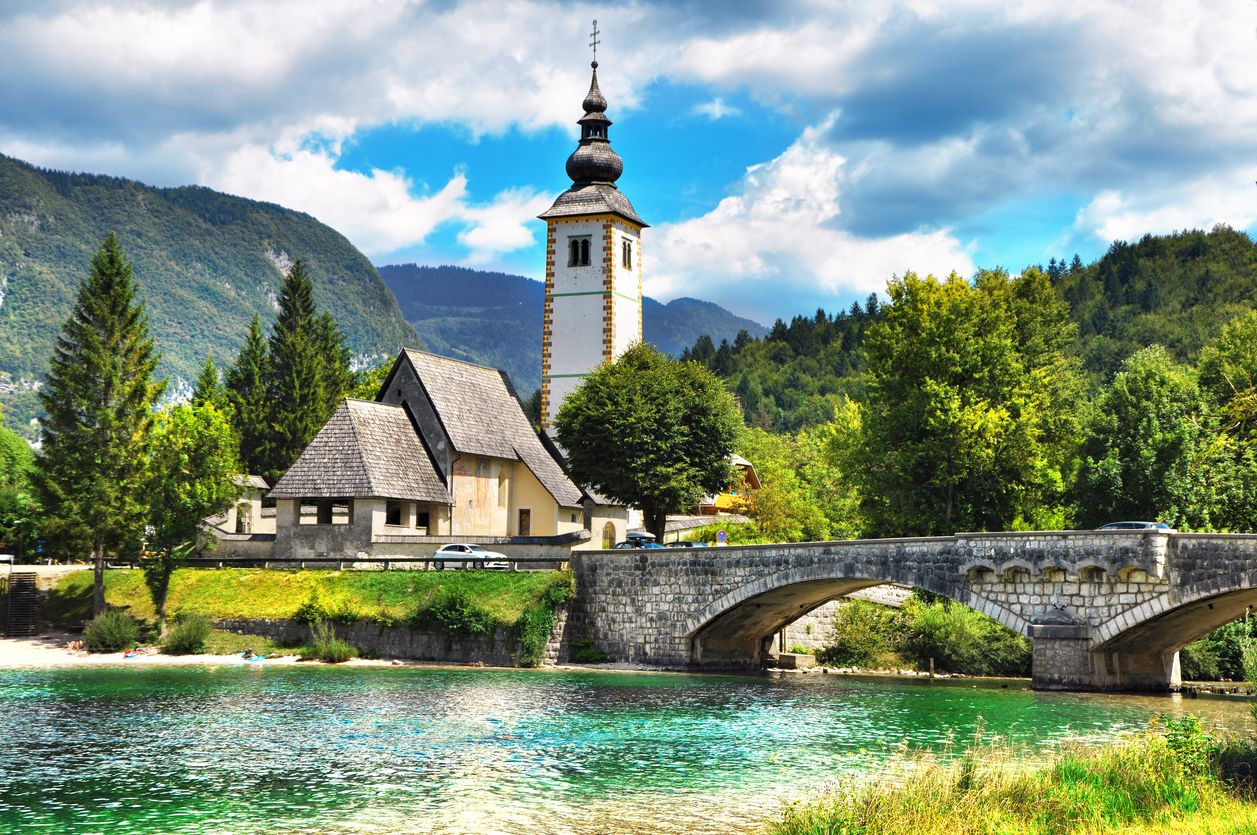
<box><xmin>2</xmin><ymin>635</ymin><xmax>1251</xmax><ymax>699</ymax></box>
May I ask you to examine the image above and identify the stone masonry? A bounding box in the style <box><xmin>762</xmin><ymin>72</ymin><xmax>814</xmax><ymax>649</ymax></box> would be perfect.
<box><xmin>567</xmin><ymin>531</ymin><xmax>1257</xmax><ymax>691</ymax></box>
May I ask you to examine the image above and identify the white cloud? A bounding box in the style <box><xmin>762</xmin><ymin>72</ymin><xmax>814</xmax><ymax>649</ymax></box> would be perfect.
<box><xmin>1073</xmin><ymin>167</ymin><xmax>1257</xmax><ymax>245</ymax></box>
<box><xmin>649</xmin><ymin>122</ymin><xmax>974</xmax><ymax>319</ymax></box>
<box><xmin>693</xmin><ymin>98</ymin><xmax>742</xmax><ymax>120</ymax></box>
<box><xmin>457</xmin><ymin>188</ymin><xmax>553</xmax><ymax>264</ymax></box>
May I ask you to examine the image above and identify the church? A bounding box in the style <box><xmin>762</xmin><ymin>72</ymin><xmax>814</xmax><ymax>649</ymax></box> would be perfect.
<box><xmin>257</xmin><ymin>54</ymin><xmax>645</xmax><ymax>561</ymax></box>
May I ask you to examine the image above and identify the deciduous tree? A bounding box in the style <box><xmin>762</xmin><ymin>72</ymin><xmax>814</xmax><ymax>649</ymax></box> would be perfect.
<box><xmin>554</xmin><ymin>344</ymin><xmax>743</xmax><ymax>538</ymax></box>
<box><xmin>36</xmin><ymin>234</ymin><xmax>163</xmax><ymax>614</ymax></box>
<box><xmin>143</xmin><ymin>402</ymin><xmax>240</xmax><ymax>634</ymax></box>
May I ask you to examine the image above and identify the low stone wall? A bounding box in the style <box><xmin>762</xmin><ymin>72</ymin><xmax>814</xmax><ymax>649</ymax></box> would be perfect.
<box><xmin>216</xmin><ymin>605</ymin><xmax>573</xmax><ymax>668</ymax></box>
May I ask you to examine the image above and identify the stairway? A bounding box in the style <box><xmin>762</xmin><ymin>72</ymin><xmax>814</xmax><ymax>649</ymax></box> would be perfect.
<box><xmin>5</xmin><ymin>572</ymin><xmax>39</xmax><ymax>637</ymax></box>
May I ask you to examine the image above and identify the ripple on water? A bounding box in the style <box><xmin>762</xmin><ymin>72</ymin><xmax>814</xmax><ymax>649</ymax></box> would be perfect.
<box><xmin>0</xmin><ymin>666</ymin><xmax>1250</xmax><ymax>834</ymax></box>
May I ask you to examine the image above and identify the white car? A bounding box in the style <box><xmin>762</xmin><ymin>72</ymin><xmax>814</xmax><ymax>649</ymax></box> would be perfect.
<box><xmin>432</xmin><ymin>543</ymin><xmax>510</xmax><ymax>571</ymax></box>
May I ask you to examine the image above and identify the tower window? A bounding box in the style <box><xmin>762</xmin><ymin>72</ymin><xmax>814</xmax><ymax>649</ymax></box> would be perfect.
<box><xmin>568</xmin><ymin>236</ymin><xmax>591</xmax><ymax>267</ymax></box>
<box><xmin>622</xmin><ymin>239</ymin><xmax>632</xmax><ymax>269</ymax></box>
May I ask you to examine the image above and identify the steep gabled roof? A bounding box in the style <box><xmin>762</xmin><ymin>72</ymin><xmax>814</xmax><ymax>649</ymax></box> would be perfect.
<box><xmin>270</xmin><ymin>399</ymin><xmax>449</xmax><ymax>503</ymax></box>
<box><xmin>401</xmin><ymin>350</ymin><xmax>586</xmax><ymax>508</ymax></box>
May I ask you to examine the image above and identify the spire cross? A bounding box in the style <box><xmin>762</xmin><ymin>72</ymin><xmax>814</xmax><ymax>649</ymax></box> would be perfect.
<box><xmin>589</xmin><ymin>20</ymin><xmax>600</xmax><ymax>62</ymax></box>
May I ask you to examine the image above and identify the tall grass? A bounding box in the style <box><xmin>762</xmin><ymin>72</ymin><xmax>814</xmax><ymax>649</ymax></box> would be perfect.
<box><xmin>767</xmin><ymin>717</ymin><xmax>1257</xmax><ymax>835</ymax></box>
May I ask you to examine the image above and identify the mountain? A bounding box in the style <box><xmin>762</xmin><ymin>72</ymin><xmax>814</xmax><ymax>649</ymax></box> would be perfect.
<box><xmin>379</xmin><ymin>264</ymin><xmax>768</xmax><ymax>395</ymax></box>
<box><xmin>0</xmin><ymin>154</ymin><xmax>418</xmax><ymax>435</ymax></box>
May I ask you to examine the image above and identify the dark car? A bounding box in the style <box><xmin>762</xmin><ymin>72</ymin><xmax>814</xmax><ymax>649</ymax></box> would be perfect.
<box><xmin>611</xmin><ymin>540</ymin><xmax>664</xmax><ymax>549</ymax></box>
<box><xmin>1097</xmin><ymin>521</ymin><xmax>1175</xmax><ymax>532</ymax></box>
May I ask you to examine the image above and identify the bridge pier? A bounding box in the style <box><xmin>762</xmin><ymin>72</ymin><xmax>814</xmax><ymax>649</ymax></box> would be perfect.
<box><xmin>1030</xmin><ymin>624</ymin><xmax>1181</xmax><ymax>692</ymax></box>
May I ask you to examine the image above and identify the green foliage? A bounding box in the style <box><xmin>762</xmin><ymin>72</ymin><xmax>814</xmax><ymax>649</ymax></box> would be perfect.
<box><xmin>849</xmin><ymin>269</ymin><xmax>1083</xmax><ymax>536</ymax></box>
<box><xmin>350</xmin><ymin>360</ymin><xmax>392</xmax><ymax>400</ymax></box>
<box><xmin>815</xmin><ymin>596</ymin><xmax>1031</xmax><ymax>676</ymax></box>
<box><xmin>259</xmin><ymin>261</ymin><xmax>352</xmax><ymax>486</ymax></box>
<box><xmin>143</xmin><ymin>402</ymin><xmax>241</xmax><ymax>631</ymax></box>
<box><xmin>1056</xmin><ymin>225</ymin><xmax>1257</xmax><ymax>382</ymax></box>
<box><xmin>83</xmin><ymin>609</ymin><xmax>140</xmax><ymax>653</ymax></box>
<box><xmin>0</xmin><ymin>420</ymin><xmax>39</xmax><ymax>558</ymax></box>
<box><xmin>683</xmin><ymin>300</ymin><xmax>879</xmax><ymax>432</ymax></box>
<box><xmin>739</xmin><ymin>423</ymin><xmax>861</xmax><ymax>542</ymax></box>
<box><xmin>162</xmin><ymin>613</ymin><xmax>213</xmax><ymax>655</ymax></box>
<box><xmin>0</xmin><ymin>154</ymin><xmax>417</xmax><ymax>436</ymax></box>
<box><xmin>301</xmin><ymin>621</ymin><xmax>356</xmax><ymax>663</ymax></box>
<box><xmin>225</xmin><ymin>316</ymin><xmax>271</xmax><ymax>478</ymax></box>
<box><xmin>555</xmin><ymin>344</ymin><xmax>744</xmax><ymax>537</ymax></box>
<box><xmin>770</xmin><ymin>726</ymin><xmax>1257</xmax><ymax>835</ymax></box>
<box><xmin>1075</xmin><ymin>346</ymin><xmax>1220</xmax><ymax>529</ymax></box>
<box><xmin>569</xmin><ymin>639</ymin><xmax>610</xmax><ymax>664</ymax></box>
<box><xmin>515</xmin><ymin>572</ymin><xmax>575</xmax><ymax>667</ymax></box>
<box><xmin>413</xmin><ymin>587</ymin><xmax>496</xmax><ymax>635</ymax></box>
<box><xmin>1182</xmin><ymin>619</ymin><xmax>1256</xmax><ymax>681</ymax></box>
<box><xmin>36</xmin><ymin>234</ymin><xmax>163</xmax><ymax>613</ymax></box>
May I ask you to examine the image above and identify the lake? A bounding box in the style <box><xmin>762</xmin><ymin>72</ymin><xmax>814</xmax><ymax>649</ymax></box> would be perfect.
<box><xmin>0</xmin><ymin>665</ymin><xmax>1251</xmax><ymax>834</ymax></box>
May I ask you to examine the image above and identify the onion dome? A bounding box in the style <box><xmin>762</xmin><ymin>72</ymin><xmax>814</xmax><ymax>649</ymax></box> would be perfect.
<box><xmin>565</xmin><ymin>62</ymin><xmax>624</xmax><ymax>186</ymax></box>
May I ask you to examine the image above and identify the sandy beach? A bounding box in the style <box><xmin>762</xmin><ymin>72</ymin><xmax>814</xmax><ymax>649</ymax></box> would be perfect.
<box><xmin>0</xmin><ymin>633</ymin><xmax>309</xmax><ymax>667</ymax></box>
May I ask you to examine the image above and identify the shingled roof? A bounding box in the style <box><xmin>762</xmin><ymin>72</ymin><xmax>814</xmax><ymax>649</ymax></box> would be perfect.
<box><xmin>270</xmin><ymin>399</ymin><xmax>449</xmax><ymax>503</ymax></box>
<box><xmin>402</xmin><ymin>350</ymin><xmax>586</xmax><ymax>508</ymax></box>
<box><xmin>538</xmin><ymin>183</ymin><xmax>646</xmax><ymax>227</ymax></box>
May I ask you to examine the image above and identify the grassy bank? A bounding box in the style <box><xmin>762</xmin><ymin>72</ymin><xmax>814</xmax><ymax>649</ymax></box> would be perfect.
<box><xmin>46</xmin><ymin>568</ymin><xmax>574</xmax><ymax>664</ymax></box>
<box><xmin>768</xmin><ymin>718</ymin><xmax>1257</xmax><ymax>835</ymax></box>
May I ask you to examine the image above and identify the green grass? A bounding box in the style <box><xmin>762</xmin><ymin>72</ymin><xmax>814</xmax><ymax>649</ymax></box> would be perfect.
<box><xmin>201</xmin><ymin>629</ymin><xmax>295</xmax><ymax>657</ymax></box>
<box><xmin>767</xmin><ymin>718</ymin><xmax>1257</xmax><ymax>835</ymax></box>
<box><xmin>46</xmin><ymin>567</ymin><xmax>573</xmax><ymax>634</ymax></box>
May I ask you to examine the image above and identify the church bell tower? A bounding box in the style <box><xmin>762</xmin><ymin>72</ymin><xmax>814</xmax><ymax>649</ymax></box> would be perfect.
<box><xmin>538</xmin><ymin>25</ymin><xmax>647</xmax><ymax>429</ymax></box>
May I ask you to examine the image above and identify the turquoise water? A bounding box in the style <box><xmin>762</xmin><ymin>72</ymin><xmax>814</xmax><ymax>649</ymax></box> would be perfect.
<box><xmin>0</xmin><ymin>665</ymin><xmax>1251</xmax><ymax>834</ymax></box>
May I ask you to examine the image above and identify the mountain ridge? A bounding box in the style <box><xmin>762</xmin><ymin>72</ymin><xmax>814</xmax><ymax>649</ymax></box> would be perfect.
<box><xmin>378</xmin><ymin>263</ymin><xmax>769</xmax><ymax>395</ymax></box>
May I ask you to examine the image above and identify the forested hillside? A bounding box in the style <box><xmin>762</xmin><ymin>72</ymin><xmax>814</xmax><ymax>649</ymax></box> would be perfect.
<box><xmin>379</xmin><ymin>264</ymin><xmax>767</xmax><ymax>395</ymax></box>
<box><xmin>0</xmin><ymin>155</ymin><xmax>418</xmax><ymax>435</ymax></box>
<box><xmin>690</xmin><ymin>226</ymin><xmax>1257</xmax><ymax>431</ymax></box>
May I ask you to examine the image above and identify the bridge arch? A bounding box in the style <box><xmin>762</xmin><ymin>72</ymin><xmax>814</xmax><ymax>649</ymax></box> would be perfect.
<box><xmin>682</xmin><ymin>563</ymin><xmax>1027</xmax><ymax>669</ymax></box>
<box><xmin>1093</xmin><ymin>569</ymin><xmax>1257</xmax><ymax>653</ymax></box>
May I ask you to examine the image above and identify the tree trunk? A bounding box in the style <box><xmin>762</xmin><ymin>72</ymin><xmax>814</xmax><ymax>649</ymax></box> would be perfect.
<box><xmin>646</xmin><ymin>508</ymin><xmax>668</xmax><ymax>540</ymax></box>
<box><xmin>92</xmin><ymin>543</ymin><xmax>106</xmax><ymax>617</ymax></box>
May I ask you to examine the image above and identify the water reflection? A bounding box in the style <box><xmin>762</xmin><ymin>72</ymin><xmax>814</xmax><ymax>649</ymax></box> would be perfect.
<box><xmin>1</xmin><ymin>666</ymin><xmax>1251</xmax><ymax>834</ymax></box>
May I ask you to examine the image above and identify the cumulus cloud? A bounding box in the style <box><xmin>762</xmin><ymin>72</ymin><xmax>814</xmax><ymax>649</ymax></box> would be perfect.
<box><xmin>1</xmin><ymin>0</ymin><xmax>1254</xmax><ymax>312</ymax></box>
<box><xmin>649</xmin><ymin>123</ymin><xmax>974</xmax><ymax>320</ymax></box>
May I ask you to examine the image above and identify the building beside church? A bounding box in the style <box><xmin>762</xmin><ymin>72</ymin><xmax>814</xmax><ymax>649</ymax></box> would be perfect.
<box><xmin>266</xmin><ymin>350</ymin><xmax>629</xmax><ymax>560</ymax></box>
<box><xmin>538</xmin><ymin>57</ymin><xmax>646</xmax><ymax>428</ymax></box>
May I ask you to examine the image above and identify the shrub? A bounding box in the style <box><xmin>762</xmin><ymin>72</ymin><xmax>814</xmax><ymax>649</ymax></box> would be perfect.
<box><xmin>83</xmin><ymin>609</ymin><xmax>140</xmax><ymax>652</ymax></box>
<box><xmin>1183</xmin><ymin>619</ymin><xmax>1256</xmax><ymax>681</ymax></box>
<box><xmin>516</xmin><ymin>574</ymin><xmax>578</xmax><ymax>667</ymax></box>
<box><xmin>162</xmin><ymin>613</ymin><xmax>212</xmax><ymax>655</ymax></box>
<box><xmin>300</xmin><ymin>621</ymin><xmax>356</xmax><ymax>663</ymax></box>
<box><xmin>414</xmin><ymin>587</ymin><xmax>496</xmax><ymax>635</ymax></box>
<box><xmin>903</xmin><ymin>597</ymin><xmax>1031</xmax><ymax>676</ymax></box>
<box><xmin>815</xmin><ymin>600</ymin><xmax>907</xmax><ymax>668</ymax></box>
<box><xmin>569</xmin><ymin>638</ymin><xmax>609</xmax><ymax>664</ymax></box>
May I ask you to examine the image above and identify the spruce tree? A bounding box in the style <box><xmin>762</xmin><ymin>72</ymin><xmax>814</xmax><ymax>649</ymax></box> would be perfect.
<box><xmin>225</xmin><ymin>316</ymin><xmax>270</xmax><ymax>478</ymax></box>
<box><xmin>260</xmin><ymin>260</ymin><xmax>349</xmax><ymax>485</ymax></box>
<box><xmin>191</xmin><ymin>355</ymin><xmax>228</xmax><ymax>411</ymax></box>
<box><xmin>37</xmin><ymin>233</ymin><xmax>163</xmax><ymax>615</ymax></box>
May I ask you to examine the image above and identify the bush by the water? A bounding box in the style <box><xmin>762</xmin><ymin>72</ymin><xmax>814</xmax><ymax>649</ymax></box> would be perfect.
<box><xmin>769</xmin><ymin>717</ymin><xmax>1257</xmax><ymax>835</ymax></box>
<box><xmin>300</xmin><ymin>621</ymin><xmax>356</xmax><ymax>663</ymax></box>
<box><xmin>515</xmin><ymin>573</ymin><xmax>576</xmax><ymax>667</ymax></box>
<box><xmin>162</xmin><ymin>613</ymin><xmax>212</xmax><ymax>654</ymax></box>
<box><xmin>815</xmin><ymin>596</ymin><xmax>1031</xmax><ymax>676</ymax></box>
<box><xmin>1182</xmin><ymin>618</ymin><xmax>1256</xmax><ymax>681</ymax></box>
<box><xmin>83</xmin><ymin>609</ymin><xmax>140</xmax><ymax>652</ymax></box>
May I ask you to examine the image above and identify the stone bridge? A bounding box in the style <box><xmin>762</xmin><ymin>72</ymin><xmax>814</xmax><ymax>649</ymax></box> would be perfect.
<box><xmin>567</xmin><ymin>531</ymin><xmax>1257</xmax><ymax>691</ymax></box>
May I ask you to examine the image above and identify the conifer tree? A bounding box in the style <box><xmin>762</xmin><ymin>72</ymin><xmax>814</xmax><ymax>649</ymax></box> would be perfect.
<box><xmin>225</xmin><ymin>316</ymin><xmax>270</xmax><ymax>478</ymax></box>
<box><xmin>36</xmin><ymin>233</ymin><xmax>163</xmax><ymax>615</ymax></box>
<box><xmin>191</xmin><ymin>355</ymin><xmax>228</xmax><ymax>411</ymax></box>
<box><xmin>260</xmin><ymin>260</ymin><xmax>350</xmax><ymax>485</ymax></box>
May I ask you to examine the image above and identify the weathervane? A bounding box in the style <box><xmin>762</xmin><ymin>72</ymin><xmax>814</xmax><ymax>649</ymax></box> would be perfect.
<box><xmin>589</xmin><ymin>19</ymin><xmax>600</xmax><ymax>64</ymax></box>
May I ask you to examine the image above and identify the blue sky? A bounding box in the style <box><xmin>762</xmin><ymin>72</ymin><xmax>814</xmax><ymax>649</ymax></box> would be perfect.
<box><xmin>2</xmin><ymin>1</ymin><xmax>1255</xmax><ymax>325</ymax></box>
